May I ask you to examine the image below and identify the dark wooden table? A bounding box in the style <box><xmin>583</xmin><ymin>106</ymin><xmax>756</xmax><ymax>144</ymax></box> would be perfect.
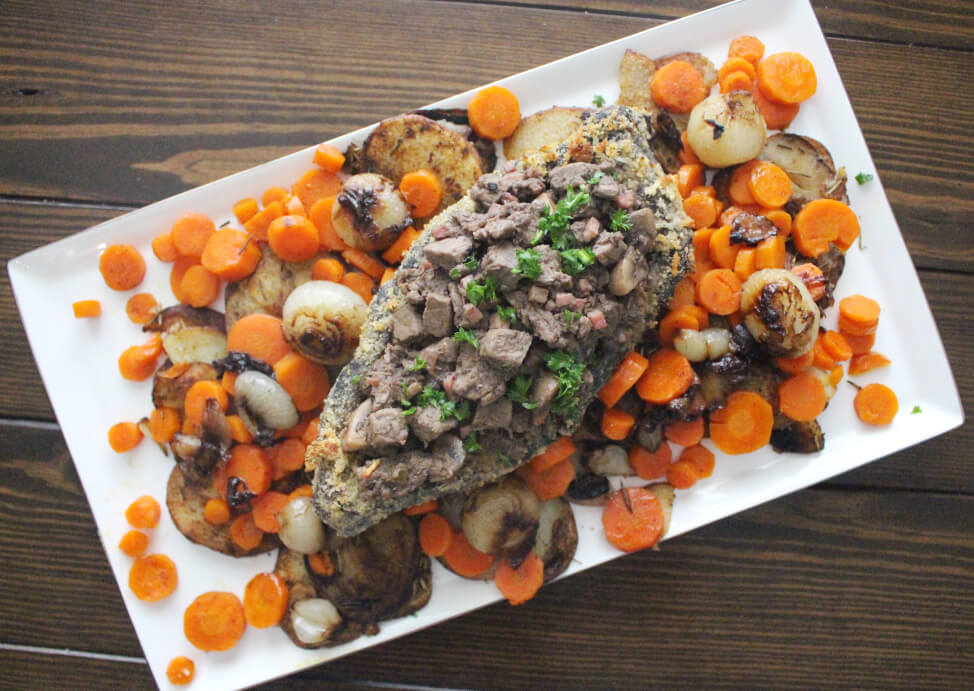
<box><xmin>2</xmin><ymin>1</ymin><xmax>972</xmax><ymax>688</ymax></box>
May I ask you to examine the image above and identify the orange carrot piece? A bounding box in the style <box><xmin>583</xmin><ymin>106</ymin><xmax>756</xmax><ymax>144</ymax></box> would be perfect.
<box><xmin>312</xmin><ymin>256</ymin><xmax>345</xmax><ymax>283</ymax></box>
<box><xmin>659</xmin><ymin>305</ymin><xmax>702</xmax><ymax>346</ymax></box>
<box><xmin>848</xmin><ymin>352</ymin><xmax>891</xmax><ymax>375</ymax></box>
<box><xmin>292</xmin><ymin>168</ymin><xmax>342</xmax><ymax>212</ymax></box>
<box><xmin>148</xmin><ymin>407</ymin><xmax>180</xmax><ymax>444</ymax></box>
<box><xmin>668</xmin><ymin>277</ymin><xmax>696</xmax><ymax>311</ymax></box>
<box><xmin>838</xmin><ymin>294</ymin><xmax>881</xmax><ymax>332</ymax></box>
<box><xmin>274</xmin><ymin>351</ymin><xmax>330</xmax><ymax>412</ymax></box>
<box><xmin>729</xmin><ymin>161</ymin><xmax>761</xmax><ymax>206</ymax></box>
<box><xmin>288</xmin><ymin>484</ymin><xmax>313</xmax><ymax>502</ymax></box>
<box><xmin>381</xmin><ymin>226</ymin><xmax>420</xmax><ymax>264</ymax></box>
<box><xmin>842</xmin><ymin>331</ymin><xmax>877</xmax><ymax>355</ymax></box>
<box><xmin>119</xmin><ymin>530</ymin><xmax>149</xmax><ymax>558</ymax></box>
<box><xmin>405</xmin><ymin>499</ymin><xmax>439</xmax><ymax>516</ymax></box>
<box><xmin>718</xmin><ymin>57</ymin><xmax>757</xmax><ymax>83</ymax></box>
<box><xmin>729</xmin><ymin>35</ymin><xmax>765</xmax><ymax>65</ymax></box>
<box><xmin>854</xmin><ymin>383</ymin><xmax>898</xmax><ymax>425</ymax></box>
<box><xmin>267</xmin><ymin>215</ymin><xmax>320</xmax><ymax>263</ymax></box>
<box><xmin>226</xmin><ymin>444</ymin><xmax>272</xmax><ymax>498</ymax></box>
<box><xmin>243</xmin><ymin>572</ymin><xmax>289</xmax><ymax>629</ymax></box>
<box><xmin>170</xmin><ymin>213</ymin><xmax>216</xmax><ymax>259</ymax></box>
<box><xmin>126</xmin><ymin>494</ymin><xmax>161</xmax><ymax>529</ymax></box>
<box><xmin>184</xmin><ymin>591</ymin><xmax>246</xmax><ymax>652</ymax></box>
<box><xmin>628</xmin><ymin>442</ymin><xmax>673</xmax><ymax>480</ymax></box>
<box><xmin>118</xmin><ymin>334</ymin><xmax>163</xmax><ymax>381</ymax></box>
<box><xmin>693</xmin><ymin>227</ymin><xmax>715</xmax><ymax>266</ymax></box>
<box><xmin>252</xmin><ymin>491</ymin><xmax>291</xmax><ymax>534</ymax></box>
<box><xmin>677</xmin><ymin>164</ymin><xmax>704</xmax><ymax>198</ymax></box>
<box><xmin>529</xmin><ymin>436</ymin><xmax>576</xmax><ymax>473</ymax></box>
<box><xmin>129</xmin><ymin>553</ymin><xmax>178</xmax><ymax>602</ymax></box>
<box><xmin>778</xmin><ymin>372</ymin><xmax>827</xmax><ymax>422</ymax></box>
<box><xmin>666</xmin><ymin>459</ymin><xmax>701</xmax><ymax>489</ymax></box>
<box><xmin>341</xmin><ymin>271</ymin><xmax>375</xmax><ymax>304</ymax></box>
<box><xmin>679</xmin><ymin>130</ymin><xmax>701</xmax><ymax>165</ymax></box>
<box><xmin>443</xmin><ymin>530</ymin><xmax>495</xmax><ymax>577</ymax></box>
<box><xmin>400</xmin><ymin>169</ymin><xmax>444</xmax><ymax>218</ymax></box>
<box><xmin>229</xmin><ymin>512</ymin><xmax>265</xmax><ymax>551</ymax></box>
<box><xmin>72</xmin><ymin>299</ymin><xmax>102</xmax><ymax>318</ymax></box>
<box><xmin>776</xmin><ymin>349</ymin><xmax>815</xmax><ymax>375</ymax></box>
<box><xmin>167</xmin><ymin>256</ymin><xmax>196</xmax><ymax>304</ymax></box>
<box><xmin>762</xmin><ymin>209</ymin><xmax>792</xmax><ymax>237</ymax></box>
<box><xmin>790</xmin><ymin>263</ymin><xmax>826</xmax><ymax>301</ymax></box>
<box><xmin>793</xmin><ymin>198</ymin><xmax>858</xmax><ymax>258</ymax></box>
<box><xmin>752</xmin><ymin>80</ymin><xmax>800</xmax><ymax>130</ymax></box>
<box><xmin>184</xmin><ymin>380</ymin><xmax>228</xmax><ymax>425</ymax></box>
<box><xmin>467</xmin><ymin>85</ymin><xmax>521</xmax><ymax>140</ymax></box>
<box><xmin>829</xmin><ymin>364</ymin><xmax>845</xmax><ymax>387</ymax></box>
<box><xmin>243</xmin><ymin>200</ymin><xmax>285</xmax><ymax>241</ymax></box>
<box><xmin>261</xmin><ymin>186</ymin><xmax>289</xmax><ymax>207</ymax></box>
<box><xmin>601</xmin><ymin>407</ymin><xmax>636</xmax><ymax>441</ymax></box>
<box><xmin>418</xmin><ymin>513</ymin><xmax>454</xmax><ymax>557</ymax></box>
<box><xmin>166</xmin><ymin>657</ymin><xmax>195</xmax><ymax>686</ymax></box>
<box><xmin>152</xmin><ymin>231</ymin><xmax>179</xmax><ymax>262</ymax></box>
<box><xmin>598</xmin><ymin>350</ymin><xmax>650</xmax><ymax>408</ymax></box>
<box><xmin>664</xmin><ymin>417</ymin><xmax>705</xmax><ymax>447</ymax></box>
<box><xmin>308</xmin><ymin>196</ymin><xmax>348</xmax><ymax>251</ymax></box>
<box><xmin>683</xmin><ymin>192</ymin><xmax>719</xmax><ymax>230</ymax></box>
<box><xmin>227</xmin><ymin>313</ymin><xmax>291</xmax><ymax>365</ymax></box>
<box><xmin>602</xmin><ymin>487</ymin><xmax>665</xmax><ymax>552</ymax></box>
<box><xmin>307</xmin><ymin>550</ymin><xmax>334</xmax><ymax>576</ymax></box>
<box><xmin>812</xmin><ymin>338</ymin><xmax>838</xmax><ymax>371</ymax></box>
<box><xmin>680</xmin><ymin>444</ymin><xmax>715</xmax><ymax>478</ymax></box>
<box><xmin>733</xmin><ymin>247</ymin><xmax>757</xmax><ymax>281</ymax></box>
<box><xmin>267</xmin><ymin>438</ymin><xmax>307</xmax><ymax>480</ymax></box>
<box><xmin>201</xmin><ymin>228</ymin><xmax>261</xmax><ymax>282</ymax></box>
<box><xmin>380</xmin><ymin>266</ymin><xmax>396</xmax><ymax>285</ymax></box>
<box><xmin>521</xmin><ymin>457</ymin><xmax>576</xmax><ymax>501</ymax></box>
<box><xmin>636</xmin><ymin>348</ymin><xmax>695</xmax><ymax>404</ymax></box>
<box><xmin>748</xmin><ymin>161</ymin><xmax>792</xmax><ymax>209</ymax></box>
<box><xmin>756</xmin><ymin>51</ymin><xmax>817</xmax><ymax>104</ymax></box>
<box><xmin>99</xmin><ymin>244</ymin><xmax>146</xmax><ymax>290</ymax></box>
<box><xmin>125</xmin><ymin>293</ymin><xmax>158</xmax><ymax>325</ymax></box>
<box><xmin>495</xmin><ymin>552</ymin><xmax>545</xmax><ymax>605</ymax></box>
<box><xmin>283</xmin><ymin>193</ymin><xmax>307</xmax><ymax>218</ymax></box>
<box><xmin>821</xmin><ymin>330</ymin><xmax>853</xmax><ymax>362</ymax></box>
<box><xmin>708</xmin><ymin>224</ymin><xmax>740</xmax><ymax>269</ymax></box>
<box><xmin>233</xmin><ymin>197</ymin><xmax>259</xmax><ymax>224</ymax></box>
<box><xmin>341</xmin><ymin>247</ymin><xmax>387</xmax><ymax>281</ymax></box>
<box><xmin>695</xmin><ymin>268</ymin><xmax>742</xmax><ymax>315</ymax></box>
<box><xmin>301</xmin><ymin>416</ymin><xmax>319</xmax><ymax>446</ymax></box>
<box><xmin>314</xmin><ymin>143</ymin><xmax>346</xmax><ymax>172</ymax></box>
<box><xmin>178</xmin><ymin>264</ymin><xmax>221</xmax><ymax>308</ymax></box>
<box><xmin>838</xmin><ymin>313</ymin><xmax>878</xmax><ymax>338</ymax></box>
<box><xmin>720</xmin><ymin>69</ymin><xmax>753</xmax><ymax>93</ymax></box>
<box><xmin>203</xmin><ymin>497</ymin><xmax>231</xmax><ymax>525</ymax></box>
<box><xmin>651</xmin><ymin>60</ymin><xmax>707</xmax><ymax>114</ymax></box>
<box><xmin>754</xmin><ymin>234</ymin><xmax>786</xmax><ymax>270</ymax></box>
<box><xmin>709</xmin><ymin>390</ymin><xmax>774</xmax><ymax>454</ymax></box>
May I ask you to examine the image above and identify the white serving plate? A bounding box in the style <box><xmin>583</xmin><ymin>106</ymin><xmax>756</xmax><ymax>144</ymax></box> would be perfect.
<box><xmin>8</xmin><ymin>0</ymin><xmax>963</xmax><ymax>688</ymax></box>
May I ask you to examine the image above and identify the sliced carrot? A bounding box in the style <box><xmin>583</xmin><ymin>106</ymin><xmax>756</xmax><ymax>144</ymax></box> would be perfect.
<box><xmin>251</xmin><ymin>491</ymin><xmax>291</xmax><ymax>534</ymax></box>
<box><xmin>679</xmin><ymin>130</ymin><xmax>701</xmax><ymax>165</ymax></box>
<box><xmin>601</xmin><ymin>407</ymin><xmax>636</xmax><ymax>441</ymax></box>
<box><xmin>520</xmin><ymin>457</ymin><xmax>576</xmax><ymax>501</ymax></box>
<box><xmin>183</xmin><ymin>380</ymin><xmax>229</xmax><ymax>425</ymax></box>
<box><xmin>283</xmin><ymin>193</ymin><xmax>307</xmax><ymax>218</ymax></box>
<box><xmin>119</xmin><ymin>530</ymin><xmax>149</xmax><ymax>558</ymax></box>
<box><xmin>118</xmin><ymin>334</ymin><xmax>163</xmax><ymax>381</ymax></box>
<box><xmin>762</xmin><ymin>209</ymin><xmax>792</xmax><ymax>237</ymax></box>
<box><xmin>152</xmin><ymin>231</ymin><xmax>179</xmax><ymax>262</ymax></box>
<box><xmin>126</xmin><ymin>494</ymin><xmax>161</xmax><ymax>529</ymax></box>
<box><xmin>778</xmin><ymin>372</ymin><xmax>827</xmax><ymax>422</ymax></box>
<box><xmin>495</xmin><ymin>551</ymin><xmax>544</xmax><ymax>605</ymax></box>
<box><xmin>708</xmin><ymin>224</ymin><xmax>740</xmax><ymax>269</ymax></box>
<box><xmin>829</xmin><ymin>364</ymin><xmax>845</xmax><ymax>387</ymax></box>
<box><xmin>405</xmin><ymin>499</ymin><xmax>438</xmax><ymax>516</ymax></box>
<box><xmin>729</xmin><ymin>161</ymin><xmax>761</xmax><ymax>206</ymax></box>
<box><xmin>292</xmin><ymin>168</ymin><xmax>342</xmax><ymax>213</ymax></box>
<box><xmin>220</xmin><ymin>371</ymin><xmax>238</xmax><ymax>397</ymax></box>
<box><xmin>308</xmin><ymin>196</ymin><xmax>348</xmax><ymax>251</ymax></box>
<box><xmin>598</xmin><ymin>350</ymin><xmax>650</xmax><ymax>407</ymax></box>
<box><xmin>288</xmin><ymin>484</ymin><xmax>314</xmax><ymax>502</ymax></box>
<box><xmin>747</xmin><ymin>161</ymin><xmax>792</xmax><ymax>209</ymax></box>
<box><xmin>226</xmin><ymin>444</ymin><xmax>273</xmax><ymax>497</ymax></box>
<box><xmin>709</xmin><ymin>390</ymin><xmax>774</xmax><ymax>454</ymax></box>
<box><xmin>179</xmin><ymin>264</ymin><xmax>221</xmax><ymax>308</ymax></box>
<box><xmin>529</xmin><ymin>436</ymin><xmax>576</xmax><ymax>473</ymax></box>
<box><xmin>442</xmin><ymin>530</ymin><xmax>494</xmax><ymax>577</ymax></box>
<box><xmin>733</xmin><ymin>247</ymin><xmax>757</xmax><ymax>281</ymax></box>
<box><xmin>99</xmin><ymin>244</ymin><xmax>146</xmax><ymax>290</ymax></box>
<box><xmin>307</xmin><ymin>550</ymin><xmax>334</xmax><ymax>575</ymax></box>
<box><xmin>720</xmin><ymin>70</ymin><xmax>753</xmax><ymax>93</ymax></box>
<box><xmin>718</xmin><ymin>57</ymin><xmax>757</xmax><ymax>83</ymax></box>
<box><xmin>838</xmin><ymin>294</ymin><xmax>881</xmax><ymax>333</ymax></box>
<box><xmin>267</xmin><ymin>214</ymin><xmax>320</xmax><ymax>263</ymax></box>
<box><xmin>400</xmin><ymin>169</ymin><xmax>443</xmax><ymax>218</ymax></box>
<box><xmin>229</xmin><ymin>512</ymin><xmax>265</xmax><ymax>551</ymax></box>
<box><xmin>754</xmin><ymin>234</ymin><xmax>786</xmax><ymax>270</ymax></box>
<box><xmin>227</xmin><ymin>313</ymin><xmax>291</xmax><ymax>365</ymax></box>
<box><xmin>790</xmin><ymin>263</ymin><xmax>826</xmax><ymax>301</ymax></box>
<box><xmin>695</xmin><ymin>268</ymin><xmax>742</xmax><ymax>316</ymax></box>
<box><xmin>184</xmin><ymin>591</ymin><xmax>246</xmax><ymax>652</ymax></box>
<box><xmin>233</xmin><ymin>197</ymin><xmax>259</xmax><ymax>224</ymax></box>
<box><xmin>668</xmin><ymin>276</ymin><xmax>697</xmax><ymax>310</ymax></box>
<box><xmin>821</xmin><ymin>330</ymin><xmax>853</xmax><ymax>362</ymax></box>
<box><xmin>148</xmin><ymin>406</ymin><xmax>180</xmax><ymax>444</ymax></box>
<box><xmin>651</xmin><ymin>60</ymin><xmax>707</xmax><ymax>114</ymax></box>
<box><xmin>793</xmin><ymin>198</ymin><xmax>858</xmax><ymax>258</ymax></box>
<box><xmin>636</xmin><ymin>348</ymin><xmax>695</xmax><ymax>404</ymax></box>
<box><xmin>628</xmin><ymin>442</ymin><xmax>672</xmax><ymax>480</ymax></box>
<box><xmin>842</xmin><ymin>331</ymin><xmax>877</xmax><ymax>356</ymax></box>
<box><xmin>311</xmin><ymin>256</ymin><xmax>345</xmax><ymax>283</ymax></box>
<box><xmin>313</xmin><ymin>143</ymin><xmax>346</xmax><ymax>172</ymax></box>
<box><xmin>680</xmin><ymin>444</ymin><xmax>715</xmax><ymax>478</ymax></box>
<box><xmin>729</xmin><ymin>35</ymin><xmax>765</xmax><ymax>65</ymax></box>
<box><xmin>124</xmin><ymin>293</ymin><xmax>158</xmax><ymax>325</ymax></box>
<box><xmin>693</xmin><ymin>227</ymin><xmax>715</xmax><ymax>266</ymax></box>
<box><xmin>756</xmin><ymin>51</ymin><xmax>817</xmax><ymax>104</ymax></box>
<box><xmin>168</xmin><ymin>256</ymin><xmax>198</xmax><ymax>304</ymax></box>
<box><xmin>467</xmin><ymin>85</ymin><xmax>521</xmax><ymax>140</ymax></box>
<box><xmin>664</xmin><ymin>416</ymin><xmax>705</xmax><ymax>447</ymax></box>
<box><xmin>677</xmin><ymin>164</ymin><xmax>704</xmax><ymax>198</ymax></box>
<box><xmin>418</xmin><ymin>513</ymin><xmax>454</xmax><ymax>557</ymax></box>
<box><xmin>261</xmin><ymin>186</ymin><xmax>289</xmax><ymax>207</ymax></box>
<box><xmin>301</xmin><ymin>417</ymin><xmax>319</xmax><ymax>446</ymax></box>
<box><xmin>129</xmin><ymin>553</ymin><xmax>178</xmax><ymax>602</ymax></box>
<box><xmin>201</xmin><ymin>228</ymin><xmax>261</xmax><ymax>282</ymax></box>
<box><xmin>170</xmin><ymin>213</ymin><xmax>216</xmax><ymax>259</ymax></box>
<box><xmin>274</xmin><ymin>351</ymin><xmax>330</xmax><ymax>412</ymax></box>
<box><xmin>838</xmin><ymin>313</ymin><xmax>878</xmax><ymax>338</ymax></box>
<box><xmin>341</xmin><ymin>248</ymin><xmax>387</xmax><ymax>281</ymax></box>
<box><xmin>166</xmin><ymin>657</ymin><xmax>195</xmax><ymax>686</ymax></box>
<box><xmin>72</xmin><ymin>299</ymin><xmax>101</xmax><ymax>318</ymax></box>
<box><xmin>666</xmin><ymin>459</ymin><xmax>701</xmax><ymax>489</ymax></box>
<box><xmin>812</xmin><ymin>337</ymin><xmax>838</xmax><ymax>371</ymax></box>
<box><xmin>203</xmin><ymin>497</ymin><xmax>231</xmax><ymax>525</ymax></box>
<box><xmin>381</xmin><ymin>226</ymin><xmax>420</xmax><ymax>264</ymax></box>
<box><xmin>848</xmin><ymin>352</ymin><xmax>891</xmax><ymax>375</ymax></box>
<box><xmin>776</xmin><ymin>349</ymin><xmax>815</xmax><ymax>375</ymax></box>
<box><xmin>659</xmin><ymin>305</ymin><xmax>703</xmax><ymax>346</ymax></box>
<box><xmin>243</xmin><ymin>200</ymin><xmax>284</xmax><ymax>241</ymax></box>
<box><xmin>752</xmin><ymin>80</ymin><xmax>801</xmax><ymax>130</ymax></box>
<box><xmin>683</xmin><ymin>192</ymin><xmax>719</xmax><ymax>230</ymax></box>
<box><xmin>267</xmin><ymin>438</ymin><xmax>306</xmax><ymax>480</ymax></box>
<box><xmin>602</xmin><ymin>487</ymin><xmax>664</xmax><ymax>552</ymax></box>
<box><xmin>243</xmin><ymin>572</ymin><xmax>289</xmax><ymax>629</ymax></box>
<box><xmin>381</xmin><ymin>266</ymin><xmax>396</xmax><ymax>285</ymax></box>
<box><xmin>341</xmin><ymin>271</ymin><xmax>375</xmax><ymax>304</ymax></box>
<box><xmin>108</xmin><ymin>421</ymin><xmax>144</xmax><ymax>453</ymax></box>
<box><xmin>854</xmin><ymin>383</ymin><xmax>898</xmax><ymax>425</ymax></box>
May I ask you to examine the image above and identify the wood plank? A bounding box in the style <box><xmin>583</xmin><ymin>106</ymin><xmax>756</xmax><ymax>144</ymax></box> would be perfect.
<box><xmin>0</xmin><ymin>0</ymin><xmax>972</xmax><ymax>265</ymax></box>
<box><xmin>0</xmin><ymin>650</ymin><xmax>152</xmax><ymax>690</ymax></box>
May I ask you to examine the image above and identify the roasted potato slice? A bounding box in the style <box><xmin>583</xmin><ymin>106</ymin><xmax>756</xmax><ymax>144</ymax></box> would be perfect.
<box><xmin>224</xmin><ymin>248</ymin><xmax>315</xmax><ymax>331</ymax></box>
<box><xmin>151</xmin><ymin>359</ymin><xmax>220</xmax><ymax>410</ymax></box>
<box><xmin>144</xmin><ymin>305</ymin><xmax>228</xmax><ymax>365</ymax></box>
<box><xmin>361</xmin><ymin>114</ymin><xmax>485</xmax><ymax>217</ymax></box>
<box><xmin>758</xmin><ymin>133</ymin><xmax>849</xmax><ymax>214</ymax></box>
<box><xmin>503</xmin><ymin>106</ymin><xmax>587</xmax><ymax>160</ymax></box>
<box><xmin>532</xmin><ymin>498</ymin><xmax>578</xmax><ymax>583</ymax></box>
<box><xmin>617</xmin><ymin>49</ymin><xmax>658</xmax><ymax>112</ymax></box>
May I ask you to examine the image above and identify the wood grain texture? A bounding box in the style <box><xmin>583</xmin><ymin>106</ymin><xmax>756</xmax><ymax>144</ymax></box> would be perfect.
<box><xmin>0</xmin><ymin>650</ymin><xmax>151</xmax><ymax>691</ymax></box>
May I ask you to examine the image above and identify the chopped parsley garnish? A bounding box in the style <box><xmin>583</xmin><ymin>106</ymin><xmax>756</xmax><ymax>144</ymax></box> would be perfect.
<box><xmin>497</xmin><ymin>305</ymin><xmax>517</xmax><ymax>323</ymax></box>
<box><xmin>592</xmin><ymin>94</ymin><xmax>605</xmax><ymax>108</ymax></box>
<box><xmin>610</xmin><ymin>208</ymin><xmax>632</xmax><ymax>232</ymax></box>
<box><xmin>514</xmin><ymin>248</ymin><xmax>542</xmax><ymax>280</ymax></box>
<box><xmin>855</xmin><ymin>172</ymin><xmax>874</xmax><ymax>185</ymax></box>
<box><xmin>533</xmin><ymin>186</ymin><xmax>590</xmax><ymax>250</ymax></box>
<box><xmin>564</xmin><ymin>309</ymin><xmax>581</xmax><ymax>324</ymax></box>
<box><xmin>911</xmin><ymin>405</ymin><xmax>922</xmax><ymax>415</ymax></box>
<box><xmin>350</xmin><ymin>374</ymin><xmax>361</xmax><ymax>385</ymax></box>
<box><xmin>404</xmin><ymin>385</ymin><xmax>472</xmax><ymax>422</ymax></box>
<box><xmin>587</xmin><ymin>171</ymin><xmax>604</xmax><ymax>186</ymax></box>
<box><xmin>453</xmin><ymin>328</ymin><xmax>479</xmax><ymax>348</ymax></box>
<box><xmin>408</xmin><ymin>357</ymin><xmax>426</xmax><ymax>372</ymax></box>
<box><xmin>544</xmin><ymin>349</ymin><xmax>586</xmax><ymax>413</ymax></box>
<box><xmin>559</xmin><ymin>247</ymin><xmax>596</xmax><ymax>275</ymax></box>
<box><xmin>466</xmin><ymin>276</ymin><xmax>498</xmax><ymax>306</ymax></box>
<box><xmin>506</xmin><ymin>374</ymin><xmax>539</xmax><ymax>410</ymax></box>
<box><xmin>463</xmin><ymin>432</ymin><xmax>483</xmax><ymax>452</ymax></box>
<box><xmin>450</xmin><ymin>254</ymin><xmax>479</xmax><ymax>278</ymax></box>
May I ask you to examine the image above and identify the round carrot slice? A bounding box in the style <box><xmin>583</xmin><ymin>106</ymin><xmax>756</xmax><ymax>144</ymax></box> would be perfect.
<box><xmin>184</xmin><ymin>591</ymin><xmax>246</xmax><ymax>652</ymax></box>
<box><xmin>635</xmin><ymin>348</ymin><xmax>695</xmax><ymax>404</ymax></box>
<box><xmin>243</xmin><ymin>572</ymin><xmax>289</xmax><ymax>628</ymax></box>
<box><xmin>709</xmin><ymin>390</ymin><xmax>774</xmax><ymax>455</ymax></box>
<box><xmin>756</xmin><ymin>52</ymin><xmax>817</xmax><ymax>104</ymax></box>
<box><xmin>129</xmin><ymin>553</ymin><xmax>178</xmax><ymax>602</ymax></box>
<box><xmin>166</xmin><ymin>657</ymin><xmax>195</xmax><ymax>685</ymax></box>
<box><xmin>602</xmin><ymin>487</ymin><xmax>665</xmax><ymax>552</ymax></box>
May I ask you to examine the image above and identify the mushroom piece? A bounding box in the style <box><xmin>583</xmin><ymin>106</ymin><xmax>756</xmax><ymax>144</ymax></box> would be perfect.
<box><xmin>341</xmin><ymin>399</ymin><xmax>372</xmax><ymax>452</ymax></box>
<box><xmin>740</xmin><ymin>269</ymin><xmax>820</xmax><ymax>358</ymax></box>
<box><xmin>282</xmin><ymin>281</ymin><xmax>368</xmax><ymax>366</ymax></box>
<box><xmin>461</xmin><ymin>475</ymin><xmax>540</xmax><ymax>559</ymax></box>
<box><xmin>331</xmin><ymin>173</ymin><xmax>411</xmax><ymax>252</ymax></box>
<box><xmin>234</xmin><ymin>370</ymin><xmax>300</xmax><ymax>431</ymax></box>
<box><xmin>531</xmin><ymin>498</ymin><xmax>578</xmax><ymax>583</ymax></box>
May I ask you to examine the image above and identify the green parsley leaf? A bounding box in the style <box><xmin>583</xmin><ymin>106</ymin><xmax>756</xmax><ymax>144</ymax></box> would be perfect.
<box><xmin>610</xmin><ymin>208</ymin><xmax>632</xmax><ymax>232</ymax></box>
<box><xmin>564</xmin><ymin>309</ymin><xmax>581</xmax><ymax>324</ymax></box>
<box><xmin>514</xmin><ymin>248</ymin><xmax>542</xmax><ymax>280</ymax></box>
<box><xmin>401</xmin><ymin>407</ymin><xmax>416</xmax><ymax>417</ymax></box>
<box><xmin>588</xmin><ymin>171</ymin><xmax>604</xmax><ymax>186</ymax></box>
<box><xmin>506</xmin><ymin>374</ymin><xmax>539</xmax><ymax>410</ymax></box>
<box><xmin>449</xmin><ymin>267</ymin><xmax>461</xmax><ymax>279</ymax></box>
<box><xmin>497</xmin><ymin>305</ymin><xmax>517</xmax><ymax>323</ymax></box>
<box><xmin>560</xmin><ymin>247</ymin><xmax>596</xmax><ymax>275</ymax></box>
<box><xmin>533</xmin><ymin>186</ymin><xmax>590</xmax><ymax>251</ymax></box>
<box><xmin>544</xmin><ymin>349</ymin><xmax>586</xmax><ymax>413</ymax></box>
<box><xmin>498</xmin><ymin>452</ymin><xmax>514</xmax><ymax>466</ymax></box>
<box><xmin>408</xmin><ymin>357</ymin><xmax>426</xmax><ymax>372</ymax></box>
<box><xmin>592</xmin><ymin>94</ymin><xmax>605</xmax><ymax>108</ymax></box>
<box><xmin>855</xmin><ymin>172</ymin><xmax>874</xmax><ymax>185</ymax></box>
<box><xmin>466</xmin><ymin>276</ymin><xmax>498</xmax><ymax>306</ymax></box>
<box><xmin>911</xmin><ymin>405</ymin><xmax>922</xmax><ymax>415</ymax></box>
<box><xmin>439</xmin><ymin>398</ymin><xmax>472</xmax><ymax>422</ymax></box>
<box><xmin>450</xmin><ymin>254</ymin><xmax>479</xmax><ymax>278</ymax></box>
<box><xmin>350</xmin><ymin>374</ymin><xmax>361</xmax><ymax>385</ymax></box>
<box><xmin>463</xmin><ymin>432</ymin><xmax>483</xmax><ymax>452</ymax></box>
<box><xmin>453</xmin><ymin>328</ymin><xmax>479</xmax><ymax>348</ymax></box>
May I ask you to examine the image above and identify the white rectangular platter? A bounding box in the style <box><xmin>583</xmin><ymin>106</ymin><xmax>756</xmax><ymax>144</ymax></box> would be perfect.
<box><xmin>7</xmin><ymin>0</ymin><xmax>963</xmax><ymax>688</ymax></box>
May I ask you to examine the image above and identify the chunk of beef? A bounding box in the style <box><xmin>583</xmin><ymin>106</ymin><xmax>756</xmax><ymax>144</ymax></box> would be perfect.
<box><xmin>471</xmin><ymin>397</ymin><xmax>513</xmax><ymax>431</ymax></box>
<box><xmin>528</xmin><ymin>285</ymin><xmax>548</xmax><ymax>303</ymax></box>
<box><xmin>418</xmin><ymin>337</ymin><xmax>459</xmax><ymax>378</ymax></box>
<box><xmin>451</xmin><ymin>347</ymin><xmax>508</xmax><ymax>403</ymax></box>
<box><xmin>479</xmin><ymin>328</ymin><xmax>533</xmax><ymax>369</ymax></box>
<box><xmin>592</xmin><ymin>231</ymin><xmax>626</xmax><ymax>265</ymax></box>
<box><xmin>482</xmin><ymin>242</ymin><xmax>518</xmax><ymax>290</ymax></box>
<box><xmin>423</xmin><ymin>292</ymin><xmax>453</xmax><ymax>337</ymax></box>
<box><xmin>572</xmin><ymin>217</ymin><xmax>601</xmax><ymax>245</ymax></box>
<box><xmin>392</xmin><ymin>304</ymin><xmax>424</xmax><ymax>344</ymax></box>
<box><xmin>470</xmin><ymin>173</ymin><xmax>504</xmax><ymax>207</ymax></box>
<box><xmin>459</xmin><ymin>303</ymin><xmax>485</xmax><ymax>328</ymax></box>
<box><xmin>398</xmin><ymin>260</ymin><xmax>446</xmax><ymax>306</ymax></box>
<box><xmin>510</xmin><ymin>175</ymin><xmax>546</xmax><ymax>201</ymax></box>
<box><xmin>473</xmin><ymin>217</ymin><xmax>515</xmax><ymax>242</ymax></box>
<box><xmin>409</xmin><ymin>406</ymin><xmax>457</xmax><ymax>444</ymax></box>
<box><xmin>629</xmin><ymin>207</ymin><xmax>656</xmax><ymax>237</ymax></box>
<box><xmin>592</xmin><ymin>175</ymin><xmax>620</xmax><ymax>199</ymax></box>
<box><xmin>424</xmin><ymin>236</ymin><xmax>473</xmax><ymax>269</ymax></box>
<box><xmin>366</xmin><ymin>348</ymin><xmax>408</xmax><ymax>408</ymax></box>
<box><xmin>549</xmin><ymin>162</ymin><xmax>600</xmax><ymax>192</ymax></box>
<box><xmin>366</xmin><ymin>408</ymin><xmax>409</xmax><ymax>450</ymax></box>
<box><xmin>615</xmin><ymin>188</ymin><xmax>636</xmax><ymax>208</ymax></box>
<box><xmin>518</xmin><ymin>303</ymin><xmax>565</xmax><ymax>347</ymax></box>
<box><xmin>534</xmin><ymin>245</ymin><xmax>572</xmax><ymax>288</ymax></box>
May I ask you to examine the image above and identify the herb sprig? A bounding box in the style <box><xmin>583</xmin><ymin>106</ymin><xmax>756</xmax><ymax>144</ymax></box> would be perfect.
<box><xmin>506</xmin><ymin>374</ymin><xmax>539</xmax><ymax>410</ymax></box>
<box><xmin>466</xmin><ymin>276</ymin><xmax>498</xmax><ymax>306</ymax></box>
<box><xmin>533</xmin><ymin>186</ymin><xmax>590</xmax><ymax>250</ymax></box>
<box><xmin>514</xmin><ymin>248</ymin><xmax>542</xmax><ymax>280</ymax></box>
<box><xmin>453</xmin><ymin>328</ymin><xmax>479</xmax><ymax>348</ymax></box>
<box><xmin>544</xmin><ymin>350</ymin><xmax>586</xmax><ymax>413</ymax></box>
<box><xmin>559</xmin><ymin>247</ymin><xmax>596</xmax><ymax>275</ymax></box>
